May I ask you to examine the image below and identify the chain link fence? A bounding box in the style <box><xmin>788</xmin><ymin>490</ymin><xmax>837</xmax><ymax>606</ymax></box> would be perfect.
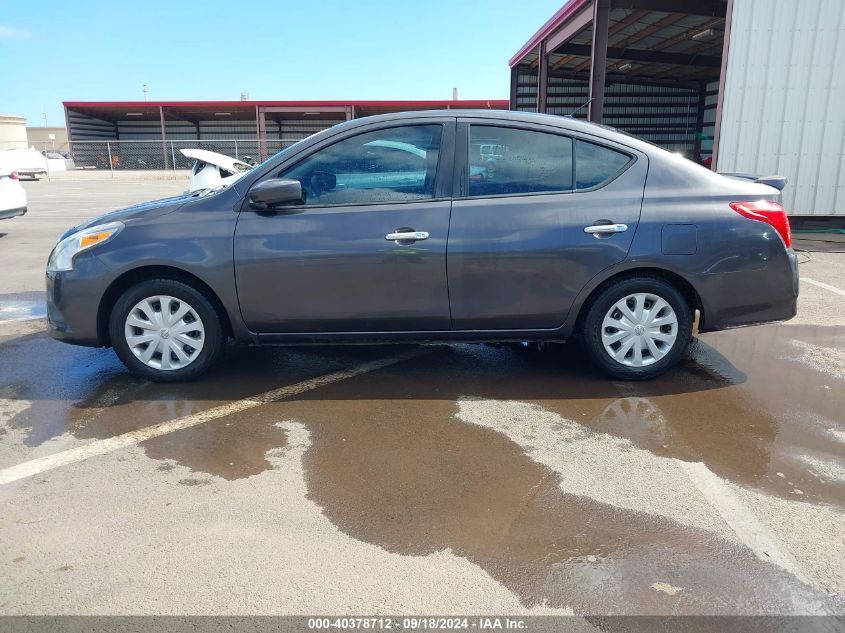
<box><xmin>64</xmin><ymin>139</ymin><xmax>301</xmax><ymax>172</ymax></box>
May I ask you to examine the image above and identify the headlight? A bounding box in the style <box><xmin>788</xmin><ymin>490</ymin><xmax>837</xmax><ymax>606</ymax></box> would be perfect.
<box><xmin>47</xmin><ymin>221</ymin><xmax>124</xmax><ymax>272</ymax></box>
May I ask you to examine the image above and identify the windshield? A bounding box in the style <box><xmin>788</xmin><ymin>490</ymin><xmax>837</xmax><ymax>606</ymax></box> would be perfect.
<box><xmin>257</xmin><ymin>137</ymin><xmax>311</xmax><ymax>167</ymax></box>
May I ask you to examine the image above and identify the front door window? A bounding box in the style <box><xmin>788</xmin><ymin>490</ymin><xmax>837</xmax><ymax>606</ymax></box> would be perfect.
<box><xmin>281</xmin><ymin>125</ymin><xmax>443</xmax><ymax>206</ymax></box>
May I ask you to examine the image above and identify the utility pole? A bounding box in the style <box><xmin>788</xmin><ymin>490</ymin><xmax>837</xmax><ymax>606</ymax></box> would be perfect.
<box><xmin>143</xmin><ymin>84</ymin><xmax>149</xmax><ymax>101</ymax></box>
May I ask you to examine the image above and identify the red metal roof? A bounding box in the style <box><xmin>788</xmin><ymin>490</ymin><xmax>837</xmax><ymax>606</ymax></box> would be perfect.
<box><xmin>63</xmin><ymin>99</ymin><xmax>509</xmax><ymax>109</ymax></box>
<box><xmin>509</xmin><ymin>0</ymin><xmax>591</xmax><ymax>67</ymax></box>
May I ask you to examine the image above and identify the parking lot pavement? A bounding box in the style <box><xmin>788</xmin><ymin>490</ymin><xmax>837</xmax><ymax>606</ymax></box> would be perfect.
<box><xmin>0</xmin><ymin>179</ymin><xmax>186</xmax><ymax>295</ymax></box>
<box><xmin>0</xmin><ymin>179</ymin><xmax>843</xmax><ymax>616</ymax></box>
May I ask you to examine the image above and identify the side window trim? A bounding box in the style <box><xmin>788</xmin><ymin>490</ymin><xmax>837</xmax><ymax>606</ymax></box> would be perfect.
<box><xmin>453</xmin><ymin>121</ymin><xmax>469</xmax><ymax>199</ymax></box>
<box><xmin>250</xmin><ymin>120</ymin><xmax>456</xmax><ymax>210</ymax></box>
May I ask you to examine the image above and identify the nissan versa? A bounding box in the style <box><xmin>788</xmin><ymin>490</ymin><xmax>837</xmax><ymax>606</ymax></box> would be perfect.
<box><xmin>46</xmin><ymin>110</ymin><xmax>798</xmax><ymax>382</ymax></box>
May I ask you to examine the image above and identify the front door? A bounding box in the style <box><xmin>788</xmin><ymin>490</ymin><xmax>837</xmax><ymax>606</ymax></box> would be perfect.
<box><xmin>235</xmin><ymin>121</ymin><xmax>454</xmax><ymax>333</ymax></box>
<box><xmin>447</xmin><ymin>121</ymin><xmax>647</xmax><ymax>330</ymax></box>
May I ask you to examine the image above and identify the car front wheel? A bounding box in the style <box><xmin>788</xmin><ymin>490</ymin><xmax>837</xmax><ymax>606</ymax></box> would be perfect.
<box><xmin>581</xmin><ymin>276</ymin><xmax>692</xmax><ymax>380</ymax></box>
<box><xmin>109</xmin><ymin>279</ymin><xmax>224</xmax><ymax>382</ymax></box>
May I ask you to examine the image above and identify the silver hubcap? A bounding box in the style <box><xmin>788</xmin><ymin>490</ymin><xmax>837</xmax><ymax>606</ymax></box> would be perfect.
<box><xmin>601</xmin><ymin>292</ymin><xmax>678</xmax><ymax>367</ymax></box>
<box><xmin>124</xmin><ymin>295</ymin><xmax>205</xmax><ymax>371</ymax></box>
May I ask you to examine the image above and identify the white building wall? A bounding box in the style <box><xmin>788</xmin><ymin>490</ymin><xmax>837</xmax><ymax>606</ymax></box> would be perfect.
<box><xmin>717</xmin><ymin>0</ymin><xmax>845</xmax><ymax>215</ymax></box>
<box><xmin>0</xmin><ymin>115</ymin><xmax>28</xmax><ymax>151</ymax></box>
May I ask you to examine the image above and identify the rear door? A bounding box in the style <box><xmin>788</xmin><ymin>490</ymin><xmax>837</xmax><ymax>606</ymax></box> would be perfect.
<box><xmin>447</xmin><ymin>119</ymin><xmax>647</xmax><ymax>330</ymax></box>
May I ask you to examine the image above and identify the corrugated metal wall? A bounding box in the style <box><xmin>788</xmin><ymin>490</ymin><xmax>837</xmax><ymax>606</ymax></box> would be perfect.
<box><xmin>67</xmin><ymin>111</ymin><xmax>116</xmax><ymax>140</ymax></box>
<box><xmin>514</xmin><ymin>63</ymin><xmax>710</xmax><ymax>159</ymax></box>
<box><xmin>717</xmin><ymin>0</ymin><xmax>845</xmax><ymax>215</ymax></box>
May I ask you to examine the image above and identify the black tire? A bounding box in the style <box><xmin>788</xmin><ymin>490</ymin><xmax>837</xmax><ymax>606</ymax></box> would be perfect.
<box><xmin>580</xmin><ymin>276</ymin><xmax>692</xmax><ymax>380</ymax></box>
<box><xmin>109</xmin><ymin>278</ymin><xmax>225</xmax><ymax>382</ymax></box>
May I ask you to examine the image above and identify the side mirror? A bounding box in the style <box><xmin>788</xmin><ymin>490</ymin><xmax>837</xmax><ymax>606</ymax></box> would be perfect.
<box><xmin>249</xmin><ymin>178</ymin><xmax>304</xmax><ymax>208</ymax></box>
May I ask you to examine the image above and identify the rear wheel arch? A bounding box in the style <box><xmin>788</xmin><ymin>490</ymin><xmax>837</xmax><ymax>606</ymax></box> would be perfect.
<box><xmin>97</xmin><ymin>265</ymin><xmax>233</xmax><ymax>346</ymax></box>
<box><xmin>579</xmin><ymin>274</ymin><xmax>693</xmax><ymax>379</ymax></box>
<box><xmin>573</xmin><ymin>266</ymin><xmax>704</xmax><ymax>336</ymax></box>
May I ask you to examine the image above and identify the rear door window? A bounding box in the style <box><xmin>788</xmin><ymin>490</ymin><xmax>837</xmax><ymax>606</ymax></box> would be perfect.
<box><xmin>468</xmin><ymin>125</ymin><xmax>573</xmax><ymax>196</ymax></box>
<box><xmin>574</xmin><ymin>139</ymin><xmax>631</xmax><ymax>190</ymax></box>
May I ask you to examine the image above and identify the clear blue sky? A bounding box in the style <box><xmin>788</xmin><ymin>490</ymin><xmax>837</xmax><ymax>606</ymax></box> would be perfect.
<box><xmin>0</xmin><ymin>0</ymin><xmax>562</xmax><ymax>127</ymax></box>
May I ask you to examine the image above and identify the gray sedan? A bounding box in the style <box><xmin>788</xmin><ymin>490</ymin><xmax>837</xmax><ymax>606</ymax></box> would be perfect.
<box><xmin>45</xmin><ymin>110</ymin><xmax>797</xmax><ymax>381</ymax></box>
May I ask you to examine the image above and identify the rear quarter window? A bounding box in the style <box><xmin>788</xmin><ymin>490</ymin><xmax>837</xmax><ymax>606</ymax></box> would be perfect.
<box><xmin>575</xmin><ymin>139</ymin><xmax>632</xmax><ymax>190</ymax></box>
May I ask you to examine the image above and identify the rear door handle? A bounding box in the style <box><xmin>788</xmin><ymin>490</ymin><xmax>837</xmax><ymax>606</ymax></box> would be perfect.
<box><xmin>584</xmin><ymin>223</ymin><xmax>628</xmax><ymax>235</ymax></box>
<box><xmin>385</xmin><ymin>230</ymin><xmax>429</xmax><ymax>242</ymax></box>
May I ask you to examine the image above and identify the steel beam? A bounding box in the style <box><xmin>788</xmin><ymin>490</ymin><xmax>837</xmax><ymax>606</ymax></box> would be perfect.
<box><xmin>537</xmin><ymin>40</ymin><xmax>549</xmax><ymax>113</ymax></box>
<box><xmin>547</xmin><ymin>3</ymin><xmax>593</xmax><ymax>52</ymax></box>
<box><xmin>257</xmin><ymin>106</ymin><xmax>267</xmax><ymax>161</ymax></box>
<box><xmin>159</xmin><ymin>108</ymin><xmax>200</xmax><ymax>124</ymax></box>
<box><xmin>63</xmin><ymin>106</ymin><xmax>75</xmax><ymax>154</ymax></box>
<box><xmin>260</xmin><ymin>106</ymin><xmax>348</xmax><ymax>114</ymax></box>
<box><xmin>693</xmin><ymin>82</ymin><xmax>707</xmax><ymax>162</ymax></box>
<box><xmin>554</xmin><ymin>43</ymin><xmax>722</xmax><ymax>67</ymax></box>
<box><xmin>588</xmin><ymin>0</ymin><xmax>610</xmax><ymax>122</ymax></box>
<box><xmin>159</xmin><ymin>106</ymin><xmax>169</xmax><ymax>170</ymax></box>
<box><xmin>611</xmin><ymin>0</ymin><xmax>727</xmax><ymax>18</ymax></box>
<box><xmin>712</xmin><ymin>0</ymin><xmax>734</xmax><ymax>170</ymax></box>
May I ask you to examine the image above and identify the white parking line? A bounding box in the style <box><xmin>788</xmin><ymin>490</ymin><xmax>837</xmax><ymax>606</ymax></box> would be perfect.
<box><xmin>679</xmin><ymin>461</ymin><xmax>811</xmax><ymax>586</ymax></box>
<box><xmin>0</xmin><ymin>349</ymin><xmax>430</xmax><ymax>486</ymax></box>
<box><xmin>803</xmin><ymin>277</ymin><xmax>845</xmax><ymax>297</ymax></box>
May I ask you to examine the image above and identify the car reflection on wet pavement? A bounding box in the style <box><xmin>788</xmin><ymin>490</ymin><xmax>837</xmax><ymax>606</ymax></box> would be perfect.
<box><xmin>1</xmin><ymin>311</ymin><xmax>844</xmax><ymax>615</ymax></box>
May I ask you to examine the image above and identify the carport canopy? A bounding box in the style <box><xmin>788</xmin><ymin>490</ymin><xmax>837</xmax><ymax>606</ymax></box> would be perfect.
<box><xmin>509</xmin><ymin>0</ymin><xmax>729</xmax><ymax>161</ymax></box>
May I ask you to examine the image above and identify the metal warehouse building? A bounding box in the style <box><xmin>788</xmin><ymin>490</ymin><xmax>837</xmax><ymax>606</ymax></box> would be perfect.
<box><xmin>63</xmin><ymin>99</ymin><xmax>507</xmax><ymax>171</ymax></box>
<box><xmin>510</xmin><ymin>0</ymin><xmax>845</xmax><ymax>216</ymax></box>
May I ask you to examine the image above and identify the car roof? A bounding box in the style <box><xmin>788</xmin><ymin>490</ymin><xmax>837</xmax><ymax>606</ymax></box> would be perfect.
<box><xmin>339</xmin><ymin>109</ymin><xmax>658</xmax><ymax>154</ymax></box>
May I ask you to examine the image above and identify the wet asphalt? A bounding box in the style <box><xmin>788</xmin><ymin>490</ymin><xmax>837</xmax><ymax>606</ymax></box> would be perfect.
<box><xmin>0</xmin><ymin>178</ymin><xmax>843</xmax><ymax>617</ymax></box>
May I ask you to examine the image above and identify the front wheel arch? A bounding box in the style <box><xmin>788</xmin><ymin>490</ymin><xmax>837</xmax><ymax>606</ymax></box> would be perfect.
<box><xmin>97</xmin><ymin>265</ymin><xmax>233</xmax><ymax>347</ymax></box>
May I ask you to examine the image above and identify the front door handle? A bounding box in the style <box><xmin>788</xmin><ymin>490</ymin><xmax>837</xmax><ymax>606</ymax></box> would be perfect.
<box><xmin>385</xmin><ymin>230</ymin><xmax>429</xmax><ymax>242</ymax></box>
<box><xmin>584</xmin><ymin>223</ymin><xmax>628</xmax><ymax>235</ymax></box>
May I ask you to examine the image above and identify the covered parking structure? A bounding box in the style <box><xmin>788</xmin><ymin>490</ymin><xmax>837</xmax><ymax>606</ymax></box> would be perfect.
<box><xmin>511</xmin><ymin>0</ymin><xmax>845</xmax><ymax>217</ymax></box>
<box><xmin>63</xmin><ymin>99</ymin><xmax>507</xmax><ymax>170</ymax></box>
<box><xmin>509</xmin><ymin>0</ymin><xmax>728</xmax><ymax>164</ymax></box>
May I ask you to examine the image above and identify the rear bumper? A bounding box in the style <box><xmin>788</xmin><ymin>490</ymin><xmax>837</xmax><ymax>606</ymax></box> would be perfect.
<box><xmin>0</xmin><ymin>205</ymin><xmax>26</xmax><ymax>220</ymax></box>
<box><xmin>697</xmin><ymin>249</ymin><xmax>799</xmax><ymax>332</ymax></box>
<box><xmin>17</xmin><ymin>169</ymin><xmax>46</xmax><ymax>179</ymax></box>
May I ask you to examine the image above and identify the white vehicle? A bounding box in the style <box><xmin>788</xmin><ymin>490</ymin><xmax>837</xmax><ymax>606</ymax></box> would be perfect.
<box><xmin>0</xmin><ymin>147</ymin><xmax>48</xmax><ymax>180</ymax></box>
<box><xmin>180</xmin><ymin>149</ymin><xmax>254</xmax><ymax>193</ymax></box>
<box><xmin>0</xmin><ymin>168</ymin><xmax>27</xmax><ymax>220</ymax></box>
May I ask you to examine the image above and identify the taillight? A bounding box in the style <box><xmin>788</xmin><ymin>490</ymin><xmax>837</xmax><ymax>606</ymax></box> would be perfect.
<box><xmin>9</xmin><ymin>171</ymin><xmax>18</xmax><ymax>180</ymax></box>
<box><xmin>729</xmin><ymin>200</ymin><xmax>791</xmax><ymax>248</ymax></box>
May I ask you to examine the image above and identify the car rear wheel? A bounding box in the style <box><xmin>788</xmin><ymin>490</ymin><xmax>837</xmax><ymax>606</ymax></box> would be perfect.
<box><xmin>581</xmin><ymin>276</ymin><xmax>692</xmax><ymax>380</ymax></box>
<box><xmin>109</xmin><ymin>279</ymin><xmax>224</xmax><ymax>382</ymax></box>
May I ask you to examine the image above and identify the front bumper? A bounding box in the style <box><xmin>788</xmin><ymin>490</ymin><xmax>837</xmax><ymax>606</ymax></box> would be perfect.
<box><xmin>46</xmin><ymin>253</ymin><xmax>113</xmax><ymax>347</ymax></box>
<box><xmin>0</xmin><ymin>205</ymin><xmax>26</xmax><ymax>220</ymax></box>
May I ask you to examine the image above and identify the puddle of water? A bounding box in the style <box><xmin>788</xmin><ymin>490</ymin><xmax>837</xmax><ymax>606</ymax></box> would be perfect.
<box><xmin>3</xmin><ymin>323</ymin><xmax>843</xmax><ymax>506</ymax></box>
<box><xmin>142</xmin><ymin>410</ymin><xmax>289</xmax><ymax>481</ymax></box>
<box><xmin>273</xmin><ymin>365</ymin><xmax>830</xmax><ymax>614</ymax></box>
<box><xmin>2</xmin><ymin>321</ymin><xmax>843</xmax><ymax>612</ymax></box>
<box><xmin>0</xmin><ymin>292</ymin><xmax>46</xmax><ymax>322</ymax></box>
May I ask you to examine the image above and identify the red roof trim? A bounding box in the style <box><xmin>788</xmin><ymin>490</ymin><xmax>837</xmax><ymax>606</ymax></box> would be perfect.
<box><xmin>63</xmin><ymin>99</ymin><xmax>509</xmax><ymax>109</ymax></box>
<box><xmin>508</xmin><ymin>0</ymin><xmax>591</xmax><ymax>68</ymax></box>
